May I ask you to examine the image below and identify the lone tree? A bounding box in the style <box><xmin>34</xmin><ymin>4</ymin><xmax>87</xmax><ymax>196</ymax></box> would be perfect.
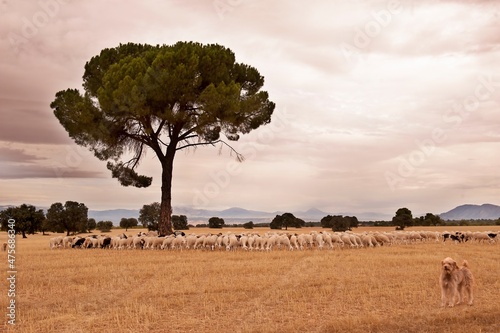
<box><xmin>208</xmin><ymin>217</ymin><xmax>225</xmax><ymax>229</ymax></box>
<box><xmin>392</xmin><ymin>207</ymin><xmax>413</xmax><ymax>230</ymax></box>
<box><xmin>270</xmin><ymin>213</ymin><xmax>305</xmax><ymax>230</ymax></box>
<box><xmin>119</xmin><ymin>217</ymin><xmax>138</xmax><ymax>231</ymax></box>
<box><xmin>51</xmin><ymin>42</ymin><xmax>275</xmax><ymax>235</ymax></box>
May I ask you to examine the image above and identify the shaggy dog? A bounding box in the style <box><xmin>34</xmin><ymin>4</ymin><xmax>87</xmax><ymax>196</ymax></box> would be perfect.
<box><xmin>440</xmin><ymin>257</ymin><xmax>474</xmax><ymax>307</ymax></box>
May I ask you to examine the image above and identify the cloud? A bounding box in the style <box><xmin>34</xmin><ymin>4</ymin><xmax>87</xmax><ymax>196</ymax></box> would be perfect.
<box><xmin>0</xmin><ymin>0</ymin><xmax>499</xmax><ymax>215</ymax></box>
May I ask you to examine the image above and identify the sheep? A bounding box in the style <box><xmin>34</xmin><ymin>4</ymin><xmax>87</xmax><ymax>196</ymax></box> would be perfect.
<box><xmin>227</xmin><ymin>234</ymin><xmax>242</xmax><ymax>251</ymax></box>
<box><xmin>49</xmin><ymin>236</ymin><xmax>63</xmax><ymax>249</ymax></box>
<box><xmin>278</xmin><ymin>234</ymin><xmax>294</xmax><ymax>251</ymax></box>
<box><xmin>194</xmin><ymin>235</ymin><xmax>206</xmax><ymax>250</ymax></box>
<box><xmin>203</xmin><ymin>234</ymin><xmax>218</xmax><ymax>251</ymax></box>
<box><xmin>289</xmin><ymin>234</ymin><xmax>300</xmax><ymax>250</ymax></box>
<box><xmin>340</xmin><ymin>233</ymin><xmax>354</xmax><ymax>248</ymax></box>
<box><xmin>240</xmin><ymin>234</ymin><xmax>249</xmax><ymax>250</ymax></box>
<box><xmin>132</xmin><ymin>236</ymin><xmax>145</xmax><ymax>249</ymax></box>
<box><xmin>72</xmin><ymin>237</ymin><xmax>85</xmax><ymax>248</ymax></box>
<box><xmin>183</xmin><ymin>235</ymin><xmax>197</xmax><ymax>250</ymax></box>
<box><xmin>360</xmin><ymin>234</ymin><xmax>377</xmax><ymax>247</ymax></box>
<box><xmin>100</xmin><ymin>237</ymin><xmax>112</xmax><ymax>249</ymax></box>
<box><xmin>247</xmin><ymin>234</ymin><xmax>257</xmax><ymax>250</ymax></box>
<box><xmin>472</xmin><ymin>232</ymin><xmax>494</xmax><ymax>244</ymax></box>
<box><xmin>117</xmin><ymin>238</ymin><xmax>131</xmax><ymax>250</ymax></box>
<box><xmin>315</xmin><ymin>233</ymin><xmax>325</xmax><ymax>250</ymax></box>
<box><xmin>372</xmin><ymin>233</ymin><xmax>391</xmax><ymax>246</ymax></box>
<box><xmin>265</xmin><ymin>234</ymin><xmax>278</xmax><ymax>251</ymax></box>
<box><xmin>171</xmin><ymin>235</ymin><xmax>186</xmax><ymax>250</ymax></box>
<box><xmin>150</xmin><ymin>237</ymin><xmax>165</xmax><ymax>250</ymax></box>
<box><xmin>347</xmin><ymin>233</ymin><xmax>362</xmax><ymax>248</ymax></box>
<box><xmin>160</xmin><ymin>235</ymin><xmax>174</xmax><ymax>250</ymax></box>
<box><xmin>82</xmin><ymin>237</ymin><xmax>94</xmax><ymax>249</ymax></box>
<box><xmin>62</xmin><ymin>236</ymin><xmax>74</xmax><ymax>248</ymax></box>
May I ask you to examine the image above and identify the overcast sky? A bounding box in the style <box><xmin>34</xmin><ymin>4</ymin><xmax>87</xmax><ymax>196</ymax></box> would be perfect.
<box><xmin>1</xmin><ymin>0</ymin><xmax>499</xmax><ymax>218</ymax></box>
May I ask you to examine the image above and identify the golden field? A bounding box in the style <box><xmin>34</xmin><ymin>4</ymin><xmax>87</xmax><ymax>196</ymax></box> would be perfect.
<box><xmin>1</xmin><ymin>226</ymin><xmax>500</xmax><ymax>333</ymax></box>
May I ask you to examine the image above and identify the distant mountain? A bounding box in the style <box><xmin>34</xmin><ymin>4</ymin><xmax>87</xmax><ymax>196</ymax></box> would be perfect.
<box><xmin>439</xmin><ymin>204</ymin><xmax>500</xmax><ymax>220</ymax></box>
<box><xmin>88</xmin><ymin>209</ymin><xmax>140</xmax><ymax>224</ymax></box>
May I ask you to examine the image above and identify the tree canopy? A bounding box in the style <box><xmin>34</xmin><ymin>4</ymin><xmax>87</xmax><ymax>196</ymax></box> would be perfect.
<box><xmin>392</xmin><ymin>207</ymin><xmax>413</xmax><ymax>230</ymax></box>
<box><xmin>270</xmin><ymin>213</ymin><xmax>305</xmax><ymax>230</ymax></box>
<box><xmin>46</xmin><ymin>201</ymin><xmax>89</xmax><ymax>236</ymax></box>
<box><xmin>321</xmin><ymin>215</ymin><xmax>358</xmax><ymax>232</ymax></box>
<box><xmin>172</xmin><ymin>215</ymin><xmax>189</xmax><ymax>230</ymax></box>
<box><xmin>208</xmin><ymin>217</ymin><xmax>225</xmax><ymax>229</ymax></box>
<box><xmin>139</xmin><ymin>202</ymin><xmax>161</xmax><ymax>231</ymax></box>
<box><xmin>120</xmin><ymin>217</ymin><xmax>138</xmax><ymax>231</ymax></box>
<box><xmin>51</xmin><ymin>41</ymin><xmax>275</xmax><ymax>235</ymax></box>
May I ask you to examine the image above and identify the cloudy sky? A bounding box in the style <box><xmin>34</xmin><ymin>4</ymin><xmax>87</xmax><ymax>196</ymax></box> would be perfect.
<box><xmin>1</xmin><ymin>0</ymin><xmax>499</xmax><ymax>218</ymax></box>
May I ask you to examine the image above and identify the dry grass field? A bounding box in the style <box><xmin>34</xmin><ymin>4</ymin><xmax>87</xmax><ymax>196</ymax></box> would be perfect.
<box><xmin>1</xmin><ymin>226</ymin><xmax>499</xmax><ymax>333</ymax></box>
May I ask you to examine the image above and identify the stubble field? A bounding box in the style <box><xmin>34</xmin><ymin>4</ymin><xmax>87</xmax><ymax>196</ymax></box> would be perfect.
<box><xmin>1</xmin><ymin>226</ymin><xmax>499</xmax><ymax>333</ymax></box>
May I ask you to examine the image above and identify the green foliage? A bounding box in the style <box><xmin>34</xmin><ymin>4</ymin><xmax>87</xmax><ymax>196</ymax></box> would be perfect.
<box><xmin>0</xmin><ymin>204</ymin><xmax>45</xmax><ymax>238</ymax></box>
<box><xmin>46</xmin><ymin>201</ymin><xmax>89</xmax><ymax>236</ymax></box>
<box><xmin>413</xmin><ymin>213</ymin><xmax>443</xmax><ymax>226</ymax></box>
<box><xmin>392</xmin><ymin>207</ymin><xmax>413</xmax><ymax>230</ymax></box>
<box><xmin>96</xmin><ymin>221</ymin><xmax>114</xmax><ymax>232</ymax></box>
<box><xmin>243</xmin><ymin>221</ymin><xmax>254</xmax><ymax>229</ymax></box>
<box><xmin>172</xmin><ymin>215</ymin><xmax>189</xmax><ymax>230</ymax></box>
<box><xmin>50</xmin><ymin>41</ymin><xmax>275</xmax><ymax>235</ymax></box>
<box><xmin>270</xmin><ymin>213</ymin><xmax>305</xmax><ymax>230</ymax></box>
<box><xmin>139</xmin><ymin>202</ymin><xmax>161</xmax><ymax>231</ymax></box>
<box><xmin>119</xmin><ymin>217</ymin><xmax>138</xmax><ymax>231</ymax></box>
<box><xmin>208</xmin><ymin>217</ymin><xmax>225</xmax><ymax>229</ymax></box>
<box><xmin>321</xmin><ymin>215</ymin><xmax>358</xmax><ymax>232</ymax></box>
<box><xmin>86</xmin><ymin>218</ymin><xmax>97</xmax><ymax>233</ymax></box>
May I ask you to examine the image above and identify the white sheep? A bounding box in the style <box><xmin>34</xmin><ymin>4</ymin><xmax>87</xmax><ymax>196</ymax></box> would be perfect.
<box><xmin>160</xmin><ymin>235</ymin><xmax>175</xmax><ymax>250</ymax></box>
<box><xmin>49</xmin><ymin>236</ymin><xmax>63</xmax><ymax>249</ymax></box>
<box><xmin>171</xmin><ymin>235</ymin><xmax>186</xmax><ymax>250</ymax></box>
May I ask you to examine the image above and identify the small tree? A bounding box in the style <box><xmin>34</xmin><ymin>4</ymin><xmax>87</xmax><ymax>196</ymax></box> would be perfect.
<box><xmin>139</xmin><ymin>202</ymin><xmax>161</xmax><ymax>231</ymax></box>
<box><xmin>119</xmin><ymin>217</ymin><xmax>138</xmax><ymax>231</ymax></box>
<box><xmin>243</xmin><ymin>221</ymin><xmax>254</xmax><ymax>229</ymax></box>
<box><xmin>208</xmin><ymin>217</ymin><xmax>225</xmax><ymax>229</ymax></box>
<box><xmin>392</xmin><ymin>207</ymin><xmax>413</xmax><ymax>230</ymax></box>
<box><xmin>172</xmin><ymin>215</ymin><xmax>189</xmax><ymax>230</ymax></box>
<box><xmin>86</xmin><ymin>218</ymin><xmax>97</xmax><ymax>233</ymax></box>
<box><xmin>96</xmin><ymin>221</ymin><xmax>114</xmax><ymax>232</ymax></box>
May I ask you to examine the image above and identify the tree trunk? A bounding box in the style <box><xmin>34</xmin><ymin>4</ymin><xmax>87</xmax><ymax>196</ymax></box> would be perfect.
<box><xmin>158</xmin><ymin>151</ymin><xmax>175</xmax><ymax>236</ymax></box>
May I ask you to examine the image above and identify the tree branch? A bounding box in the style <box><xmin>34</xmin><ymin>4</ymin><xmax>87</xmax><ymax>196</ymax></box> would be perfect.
<box><xmin>177</xmin><ymin>140</ymin><xmax>244</xmax><ymax>162</ymax></box>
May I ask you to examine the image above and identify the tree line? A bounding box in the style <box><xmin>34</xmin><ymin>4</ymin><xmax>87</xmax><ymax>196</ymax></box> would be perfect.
<box><xmin>0</xmin><ymin>201</ymin><xmax>191</xmax><ymax>237</ymax></box>
<box><xmin>2</xmin><ymin>203</ymin><xmax>499</xmax><ymax>238</ymax></box>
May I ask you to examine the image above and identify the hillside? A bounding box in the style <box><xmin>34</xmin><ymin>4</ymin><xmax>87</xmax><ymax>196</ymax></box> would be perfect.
<box><xmin>439</xmin><ymin>204</ymin><xmax>500</xmax><ymax>220</ymax></box>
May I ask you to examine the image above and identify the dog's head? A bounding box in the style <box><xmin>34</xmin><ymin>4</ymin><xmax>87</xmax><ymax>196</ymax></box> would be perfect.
<box><xmin>441</xmin><ymin>257</ymin><xmax>458</xmax><ymax>274</ymax></box>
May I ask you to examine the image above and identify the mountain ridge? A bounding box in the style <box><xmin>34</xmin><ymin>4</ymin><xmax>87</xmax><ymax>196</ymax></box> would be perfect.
<box><xmin>438</xmin><ymin>203</ymin><xmax>500</xmax><ymax>220</ymax></box>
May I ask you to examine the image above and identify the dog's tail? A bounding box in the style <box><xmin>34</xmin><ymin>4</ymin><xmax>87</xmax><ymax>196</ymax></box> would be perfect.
<box><xmin>462</xmin><ymin>260</ymin><xmax>469</xmax><ymax>268</ymax></box>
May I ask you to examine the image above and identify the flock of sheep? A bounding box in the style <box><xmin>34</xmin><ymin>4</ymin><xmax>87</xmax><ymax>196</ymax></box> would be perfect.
<box><xmin>48</xmin><ymin>230</ymin><xmax>499</xmax><ymax>251</ymax></box>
